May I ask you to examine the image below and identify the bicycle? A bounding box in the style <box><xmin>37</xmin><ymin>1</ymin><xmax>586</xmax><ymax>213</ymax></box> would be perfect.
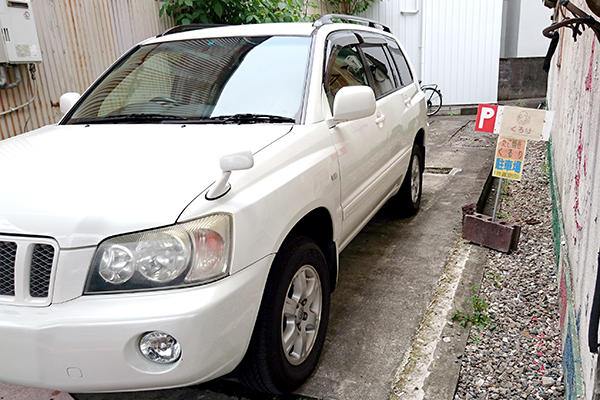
<box><xmin>420</xmin><ymin>83</ymin><xmax>442</xmax><ymax>116</ymax></box>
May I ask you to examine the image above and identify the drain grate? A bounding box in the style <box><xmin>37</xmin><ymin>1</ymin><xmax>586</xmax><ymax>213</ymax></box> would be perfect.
<box><xmin>424</xmin><ymin>167</ymin><xmax>453</xmax><ymax>174</ymax></box>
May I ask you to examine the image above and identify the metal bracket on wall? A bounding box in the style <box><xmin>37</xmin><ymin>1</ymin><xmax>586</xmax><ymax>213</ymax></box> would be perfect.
<box><xmin>543</xmin><ymin>0</ymin><xmax>600</xmax><ymax>43</ymax></box>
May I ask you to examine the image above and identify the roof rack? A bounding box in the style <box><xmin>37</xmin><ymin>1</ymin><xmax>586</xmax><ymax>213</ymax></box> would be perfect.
<box><xmin>159</xmin><ymin>24</ymin><xmax>226</xmax><ymax>37</ymax></box>
<box><xmin>313</xmin><ymin>14</ymin><xmax>391</xmax><ymax>33</ymax></box>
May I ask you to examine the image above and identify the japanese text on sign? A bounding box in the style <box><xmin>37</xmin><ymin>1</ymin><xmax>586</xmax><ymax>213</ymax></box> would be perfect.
<box><xmin>499</xmin><ymin>106</ymin><xmax>547</xmax><ymax>141</ymax></box>
<box><xmin>493</xmin><ymin>136</ymin><xmax>527</xmax><ymax>181</ymax></box>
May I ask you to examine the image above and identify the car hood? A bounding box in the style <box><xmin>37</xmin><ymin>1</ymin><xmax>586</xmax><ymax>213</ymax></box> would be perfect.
<box><xmin>0</xmin><ymin>123</ymin><xmax>291</xmax><ymax>248</ymax></box>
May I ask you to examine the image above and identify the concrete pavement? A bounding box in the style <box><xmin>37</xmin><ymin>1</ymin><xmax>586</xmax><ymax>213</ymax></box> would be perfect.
<box><xmin>2</xmin><ymin>115</ymin><xmax>496</xmax><ymax>400</ymax></box>
<box><xmin>0</xmin><ymin>382</ymin><xmax>73</xmax><ymax>400</ymax></box>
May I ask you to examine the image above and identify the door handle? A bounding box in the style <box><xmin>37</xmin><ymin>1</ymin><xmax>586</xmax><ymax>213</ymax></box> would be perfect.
<box><xmin>375</xmin><ymin>114</ymin><xmax>386</xmax><ymax>124</ymax></box>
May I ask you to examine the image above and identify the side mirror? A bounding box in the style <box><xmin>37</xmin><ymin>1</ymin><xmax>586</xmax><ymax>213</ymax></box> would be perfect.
<box><xmin>327</xmin><ymin>86</ymin><xmax>376</xmax><ymax>128</ymax></box>
<box><xmin>206</xmin><ymin>151</ymin><xmax>254</xmax><ymax>200</ymax></box>
<box><xmin>59</xmin><ymin>92</ymin><xmax>81</xmax><ymax>115</ymax></box>
<box><xmin>219</xmin><ymin>150</ymin><xmax>254</xmax><ymax>171</ymax></box>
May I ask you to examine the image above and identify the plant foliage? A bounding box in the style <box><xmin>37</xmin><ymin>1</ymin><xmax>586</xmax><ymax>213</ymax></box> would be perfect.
<box><xmin>160</xmin><ymin>0</ymin><xmax>381</xmax><ymax>25</ymax></box>
<box><xmin>325</xmin><ymin>0</ymin><xmax>378</xmax><ymax>15</ymax></box>
<box><xmin>452</xmin><ymin>285</ymin><xmax>495</xmax><ymax>330</ymax></box>
<box><xmin>159</xmin><ymin>0</ymin><xmax>316</xmax><ymax>25</ymax></box>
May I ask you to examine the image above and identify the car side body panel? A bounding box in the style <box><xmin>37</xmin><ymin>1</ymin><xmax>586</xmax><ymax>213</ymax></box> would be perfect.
<box><xmin>178</xmin><ymin>123</ymin><xmax>343</xmax><ymax>275</ymax></box>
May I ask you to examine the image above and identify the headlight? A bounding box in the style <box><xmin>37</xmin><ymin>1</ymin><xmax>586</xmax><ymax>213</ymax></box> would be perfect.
<box><xmin>85</xmin><ymin>214</ymin><xmax>232</xmax><ymax>293</ymax></box>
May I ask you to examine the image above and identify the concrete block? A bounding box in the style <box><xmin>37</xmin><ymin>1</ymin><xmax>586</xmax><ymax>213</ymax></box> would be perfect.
<box><xmin>462</xmin><ymin>212</ymin><xmax>521</xmax><ymax>253</ymax></box>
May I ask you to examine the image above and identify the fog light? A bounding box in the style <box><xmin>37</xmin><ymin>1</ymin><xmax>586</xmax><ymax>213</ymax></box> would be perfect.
<box><xmin>139</xmin><ymin>331</ymin><xmax>181</xmax><ymax>364</ymax></box>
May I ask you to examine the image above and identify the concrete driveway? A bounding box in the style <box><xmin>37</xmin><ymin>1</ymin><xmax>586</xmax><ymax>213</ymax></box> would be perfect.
<box><xmin>4</xmin><ymin>115</ymin><xmax>496</xmax><ymax>400</ymax></box>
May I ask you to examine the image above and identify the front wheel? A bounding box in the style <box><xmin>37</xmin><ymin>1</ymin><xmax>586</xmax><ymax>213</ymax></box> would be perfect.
<box><xmin>237</xmin><ymin>236</ymin><xmax>330</xmax><ymax>394</ymax></box>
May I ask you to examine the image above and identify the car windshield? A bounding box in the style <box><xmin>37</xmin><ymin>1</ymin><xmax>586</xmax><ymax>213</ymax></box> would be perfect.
<box><xmin>64</xmin><ymin>36</ymin><xmax>311</xmax><ymax>125</ymax></box>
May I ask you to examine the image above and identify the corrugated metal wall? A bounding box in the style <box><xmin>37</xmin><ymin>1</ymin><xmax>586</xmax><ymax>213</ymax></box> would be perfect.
<box><xmin>0</xmin><ymin>0</ymin><xmax>173</xmax><ymax>140</ymax></box>
<box><xmin>423</xmin><ymin>0</ymin><xmax>503</xmax><ymax>105</ymax></box>
<box><xmin>364</xmin><ymin>0</ymin><xmax>503</xmax><ymax>105</ymax></box>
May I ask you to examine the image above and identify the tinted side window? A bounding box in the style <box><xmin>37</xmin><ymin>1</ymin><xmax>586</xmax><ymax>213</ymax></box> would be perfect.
<box><xmin>325</xmin><ymin>45</ymin><xmax>368</xmax><ymax>110</ymax></box>
<box><xmin>361</xmin><ymin>45</ymin><xmax>396</xmax><ymax>98</ymax></box>
<box><xmin>387</xmin><ymin>41</ymin><xmax>414</xmax><ymax>87</ymax></box>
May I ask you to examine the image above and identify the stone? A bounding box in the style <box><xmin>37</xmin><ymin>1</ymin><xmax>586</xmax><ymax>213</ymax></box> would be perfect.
<box><xmin>541</xmin><ymin>376</ymin><xmax>554</xmax><ymax>387</ymax></box>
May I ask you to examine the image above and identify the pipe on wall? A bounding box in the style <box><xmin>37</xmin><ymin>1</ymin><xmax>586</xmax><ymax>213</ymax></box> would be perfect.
<box><xmin>0</xmin><ymin>64</ymin><xmax>22</xmax><ymax>90</ymax></box>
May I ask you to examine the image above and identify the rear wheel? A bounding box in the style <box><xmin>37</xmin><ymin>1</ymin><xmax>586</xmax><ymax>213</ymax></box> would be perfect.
<box><xmin>237</xmin><ymin>236</ymin><xmax>330</xmax><ymax>394</ymax></box>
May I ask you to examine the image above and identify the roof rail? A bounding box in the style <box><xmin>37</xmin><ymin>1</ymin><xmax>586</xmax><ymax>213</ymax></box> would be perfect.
<box><xmin>313</xmin><ymin>14</ymin><xmax>391</xmax><ymax>33</ymax></box>
<box><xmin>159</xmin><ymin>24</ymin><xmax>226</xmax><ymax>37</ymax></box>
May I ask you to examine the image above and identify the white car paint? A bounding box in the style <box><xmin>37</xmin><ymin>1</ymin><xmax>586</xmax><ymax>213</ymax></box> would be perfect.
<box><xmin>0</xmin><ymin>124</ymin><xmax>292</xmax><ymax>248</ymax></box>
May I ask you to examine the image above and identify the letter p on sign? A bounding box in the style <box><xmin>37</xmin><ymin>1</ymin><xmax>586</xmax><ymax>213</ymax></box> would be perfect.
<box><xmin>475</xmin><ymin>104</ymin><xmax>498</xmax><ymax>133</ymax></box>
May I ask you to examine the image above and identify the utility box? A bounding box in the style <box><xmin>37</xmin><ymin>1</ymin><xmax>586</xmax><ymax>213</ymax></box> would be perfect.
<box><xmin>0</xmin><ymin>0</ymin><xmax>42</xmax><ymax>63</ymax></box>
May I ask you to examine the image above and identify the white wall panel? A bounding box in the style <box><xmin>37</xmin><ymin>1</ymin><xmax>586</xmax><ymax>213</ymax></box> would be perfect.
<box><xmin>365</xmin><ymin>0</ymin><xmax>503</xmax><ymax>105</ymax></box>
<box><xmin>423</xmin><ymin>0</ymin><xmax>503</xmax><ymax>105</ymax></box>
<box><xmin>516</xmin><ymin>0</ymin><xmax>552</xmax><ymax>57</ymax></box>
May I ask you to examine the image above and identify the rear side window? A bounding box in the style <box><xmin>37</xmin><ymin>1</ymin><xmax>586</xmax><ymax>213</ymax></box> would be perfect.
<box><xmin>361</xmin><ymin>45</ymin><xmax>396</xmax><ymax>98</ymax></box>
<box><xmin>387</xmin><ymin>40</ymin><xmax>414</xmax><ymax>88</ymax></box>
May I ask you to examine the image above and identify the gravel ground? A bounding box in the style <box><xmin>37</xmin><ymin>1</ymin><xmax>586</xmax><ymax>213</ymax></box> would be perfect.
<box><xmin>454</xmin><ymin>140</ymin><xmax>563</xmax><ymax>400</ymax></box>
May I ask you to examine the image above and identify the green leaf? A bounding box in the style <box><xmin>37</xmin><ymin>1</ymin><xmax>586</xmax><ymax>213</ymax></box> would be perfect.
<box><xmin>184</xmin><ymin>0</ymin><xmax>193</xmax><ymax>6</ymax></box>
<box><xmin>181</xmin><ymin>17</ymin><xmax>191</xmax><ymax>24</ymax></box>
<box><xmin>214</xmin><ymin>2</ymin><xmax>223</xmax><ymax>17</ymax></box>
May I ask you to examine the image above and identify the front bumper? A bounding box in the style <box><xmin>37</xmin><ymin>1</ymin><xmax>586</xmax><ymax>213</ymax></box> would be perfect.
<box><xmin>0</xmin><ymin>255</ymin><xmax>273</xmax><ymax>393</ymax></box>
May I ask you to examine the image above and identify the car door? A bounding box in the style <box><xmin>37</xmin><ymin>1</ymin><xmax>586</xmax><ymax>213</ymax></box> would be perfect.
<box><xmin>358</xmin><ymin>35</ymin><xmax>409</xmax><ymax>177</ymax></box>
<box><xmin>324</xmin><ymin>31</ymin><xmax>393</xmax><ymax>243</ymax></box>
<box><xmin>383</xmin><ymin>36</ymin><xmax>421</xmax><ymax>182</ymax></box>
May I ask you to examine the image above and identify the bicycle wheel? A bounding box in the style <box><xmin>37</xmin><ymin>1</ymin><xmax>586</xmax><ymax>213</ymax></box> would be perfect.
<box><xmin>423</xmin><ymin>87</ymin><xmax>442</xmax><ymax>116</ymax></box>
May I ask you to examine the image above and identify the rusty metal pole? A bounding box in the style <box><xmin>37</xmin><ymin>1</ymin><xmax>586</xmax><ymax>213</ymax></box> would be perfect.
<box><xmin>492</xmin><ymin>177</ymin><xmax>503</xmax><ymax>222</ymax></box>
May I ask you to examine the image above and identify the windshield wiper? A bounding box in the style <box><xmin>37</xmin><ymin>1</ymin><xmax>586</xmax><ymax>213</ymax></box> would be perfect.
<box><xmin>69</xmin><ymin>113</ymin><xmax>187</xmax><ymax>124</ymax></box>
<box><xmin>205</xmin><ymin>113</ymin><xmax>296</xmax><ymax>124</ymax></box>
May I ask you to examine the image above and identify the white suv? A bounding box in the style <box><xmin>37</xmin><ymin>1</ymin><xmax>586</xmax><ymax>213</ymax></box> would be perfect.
<box><xmin>0</xmin><ymin>15</ymin><xmax>427</xmax><ymax>394</ymax></box>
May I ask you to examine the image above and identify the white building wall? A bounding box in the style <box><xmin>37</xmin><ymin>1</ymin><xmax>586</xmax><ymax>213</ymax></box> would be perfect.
<box><xmin>422</xmin><ymin>0</ymin><xmax>503</xmax><ymax>105</ymax></box>
<box><xmin>516</xmin><ymin>0</ymin><xmax>552</xmax><ymax>57</ymax></box>
<box><xmin>364</xmin><ymin>0</ymin><xmax>503</xmax><ymax>105</ymax></box>
<box><xmin>501</xmin><ymin>0</ymin><xmax>553</xmax><ymax>57</ymax></box>
<box><xmin>501</xmin><ymin>0</ymin><xmax>520</xmax><ymax>58</ymax></box>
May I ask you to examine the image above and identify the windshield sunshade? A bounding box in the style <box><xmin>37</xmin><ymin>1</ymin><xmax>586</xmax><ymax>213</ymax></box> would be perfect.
<box><xmin>65</xmin><ymin>36</ymin><xmax>311</xmax><ymax>124</ymax></box>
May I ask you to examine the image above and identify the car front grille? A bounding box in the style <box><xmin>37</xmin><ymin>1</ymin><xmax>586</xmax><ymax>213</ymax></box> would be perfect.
<box><xmin>0</xmin><ymin>241</ymin><xmax>17</xmax><ymax>296</ymax></box>
<box><xmin>0</xmin><ymin>236</ymin><xmax>57</xmax><ymax>306</ymax></box>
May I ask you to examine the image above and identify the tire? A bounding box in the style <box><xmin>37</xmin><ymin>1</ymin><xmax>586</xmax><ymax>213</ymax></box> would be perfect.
<box><xmin>389</xmin><ymin>144</ymin><xmax>423</xmax><ymax>217</ymax></box>
<box><xmin>423</xmin><ymin>87</ymin><xmax>442</xmax><ymax>116</ymax></box>
<box><xmin>237</xmin><ymin>236</ymin><xmax>330</xmax><ymax>394</ymax></box>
